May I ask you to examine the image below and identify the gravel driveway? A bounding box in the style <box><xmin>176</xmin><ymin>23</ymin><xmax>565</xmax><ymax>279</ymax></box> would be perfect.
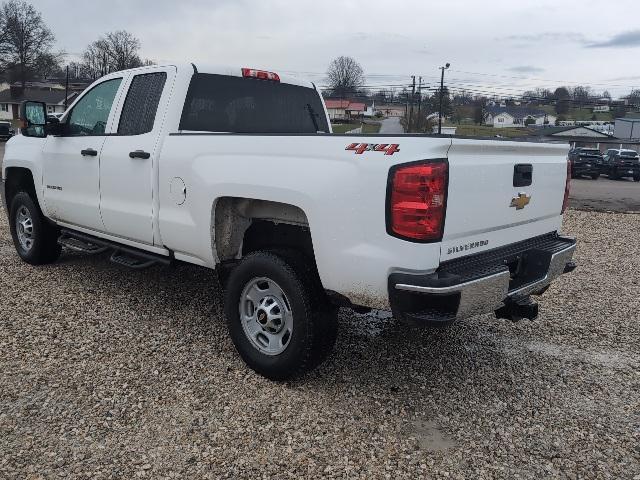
<box><xmin>0</xmin><ymin>207</ymin><xmax>639</xmax><ymax>478</ymax></box>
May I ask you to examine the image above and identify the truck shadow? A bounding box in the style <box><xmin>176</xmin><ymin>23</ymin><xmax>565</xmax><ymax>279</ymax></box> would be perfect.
<box><xmin>49</xmin><ymin>250</ymin><xmax>516</xmax><ymax>390</ymax></box>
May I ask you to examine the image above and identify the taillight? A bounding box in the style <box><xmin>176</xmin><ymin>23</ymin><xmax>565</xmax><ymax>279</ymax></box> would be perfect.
<box><xmin>387</xmin><ymin>161</ymin><xmax>448</xmax><ymax>241</ymax></box>
<box><xmin>241</xmin><ymin>68</ymin><xmax>280</xmax><ymax>82</ymax></box>
<box><xmin>562</xmin><ymin>159</ymin><xmax>571</xmax><ymax>214</ymax></box>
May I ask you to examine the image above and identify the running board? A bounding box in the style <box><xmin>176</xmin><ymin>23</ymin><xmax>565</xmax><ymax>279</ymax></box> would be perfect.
<box><xmin>58</xmin><ymin>229</ymin><xmax>172</xmax><ymax>269</ymax></box>
<box><xmin>58</xmin><ymin>234</ymin><xmax>108</xmax><ymax>254</ymax></box>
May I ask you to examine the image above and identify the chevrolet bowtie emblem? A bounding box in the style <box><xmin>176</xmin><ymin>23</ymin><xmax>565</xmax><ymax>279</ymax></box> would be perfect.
<box><xmin>510</xmin><ymin>193</ymin><xmax>531</xmax><ymax>210</ymax></box>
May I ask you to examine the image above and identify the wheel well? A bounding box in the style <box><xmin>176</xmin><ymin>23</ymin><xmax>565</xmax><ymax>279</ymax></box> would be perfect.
<box><xmin>4</xmin><ymin>167</ymin><xmax>36</xmax><ymax>210</ymax></box>
<box><xmin>213</xmin><ymin>197</ymin><xmax>314</xmax><ymax>262</ymax></box>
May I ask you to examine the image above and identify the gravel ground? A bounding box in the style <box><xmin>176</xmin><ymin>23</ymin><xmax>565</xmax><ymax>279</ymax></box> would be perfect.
<box><xmin>0</xmin><ymin>209</ymin><xmax>639</xmax><ymax>479</ymax></box>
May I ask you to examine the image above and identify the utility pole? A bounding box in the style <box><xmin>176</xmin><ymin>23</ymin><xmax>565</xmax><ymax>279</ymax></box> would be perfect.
<box><xmin>438</xmin><ymin>63</ymin><xmax>450</xmax><ymax>134</ymax></box>
<box><xmin>64</xmin><ymin>65</ymin><xmax>69</xmax><ymax>111</ymax></box>
<box><xmin>409</xmin><ymin>75</ymin><xmax>416</xmax><ymax>132</ymax></box>
<box><xmin>417</xmin><ymin>76</ymin><xmax>423</xmax><ymax>132</ymax></box>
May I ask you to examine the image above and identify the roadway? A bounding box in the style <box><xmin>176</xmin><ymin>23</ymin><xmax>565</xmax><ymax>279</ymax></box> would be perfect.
<box><xmin>378</xmin><ymin>117</ymin><xmax>404</xmax><ymax>134</ymax></box>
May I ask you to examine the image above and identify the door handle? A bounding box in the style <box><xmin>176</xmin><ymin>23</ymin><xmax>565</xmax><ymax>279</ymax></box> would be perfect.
<box><xmin>81</xmin><ymin>148</ymin><xmax>98</xmax><ymax>157</ymax></box>
<box><xmin>129</xmin><ymin>150</ymin><xmax>151</xmax><ymax>159</ymax></box>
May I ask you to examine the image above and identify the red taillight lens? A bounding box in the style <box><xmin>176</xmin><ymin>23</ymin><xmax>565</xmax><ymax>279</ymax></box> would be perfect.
<box><xmin>388</xmin><ymin>161</ymin><xmax>448</xmax><ymax>241</ymax></box>
<box><xmin>562</xmin><ymin>159</ymin><xmax>571</xmax><ymax>214</ymax></box>
<box><xmin>241</xmin><ymin>68</ymin><xmax>280</xmax><ymax>82</ymax></box>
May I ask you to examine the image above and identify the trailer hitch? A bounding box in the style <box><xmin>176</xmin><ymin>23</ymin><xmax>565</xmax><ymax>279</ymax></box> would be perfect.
<box><xmin>495</xmin><ymin>296</ymin><xmax>539</xmax><ymax>322</ymax></box>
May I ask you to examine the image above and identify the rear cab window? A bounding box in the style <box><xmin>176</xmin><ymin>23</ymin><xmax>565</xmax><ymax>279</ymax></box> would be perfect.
<box><xmin>118</xmin><ymin>72</ymin><xmax>167</xmax><ymax>135</ymax></box>
<box><xmin>179</xmin><ymin>73</ymin><xmax>329</xmax><ymax>134</ymax></box>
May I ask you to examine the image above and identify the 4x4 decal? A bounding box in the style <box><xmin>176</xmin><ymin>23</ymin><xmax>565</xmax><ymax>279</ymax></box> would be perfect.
<box><xmin>345</xmin><ymin>143</ymin><xmax>400</xmax><ymax>156</ymax></box>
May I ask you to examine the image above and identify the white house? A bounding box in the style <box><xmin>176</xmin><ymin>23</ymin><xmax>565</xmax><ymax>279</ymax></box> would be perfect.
<box><xmin>484</xmin><ymin>106</ymin><xmax>556</xmax><ymax>128</ymax></box>
<box><xmin>592</xmin><ymin>105</ymin><xmax>610</xmax><ymax>113</ymax></box>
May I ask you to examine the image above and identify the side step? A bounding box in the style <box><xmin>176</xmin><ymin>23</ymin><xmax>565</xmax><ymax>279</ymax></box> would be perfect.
<box><xmin>58</xmin><ymin>229</ymin><xmax>172</xmax><ymax>270</ymax></box>
<box><xmin>58</xmin><ymin>234</ymin><xmax>108</xmax><ymax>254</ymax></box>
<box><xmin>110</xmin><ymin>250</ymin><xmax>157</xmax><ymax>270</ymax></box>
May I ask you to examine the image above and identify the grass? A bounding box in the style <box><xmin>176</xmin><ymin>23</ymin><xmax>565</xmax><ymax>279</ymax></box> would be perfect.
<box><xmin>331</xmin><ymin>122</ymin><xmax>381</xmax><ymax>134</ymax></box>
<box><xmin>452</xmin><ymin>124</ymin><xmax>533</xmax><ymax>138</ymax></box>
<box><xmin>538</xmin><ymin>105</ymin><xmax>613</xmax><ymax>122</ymax></box>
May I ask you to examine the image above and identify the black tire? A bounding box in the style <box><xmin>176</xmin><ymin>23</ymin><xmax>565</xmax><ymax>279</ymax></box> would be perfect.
<box><xmin>591</xmin><ymin>173</ymin><xmax>599</xmax><ymax>180</ymax></box>
<box><xmin>609</xmin><ymin>170</ymin><xmax>619</xmax><ymax>180</ymax></box>
<box><xmin>224</xmin><ymin>250</ymin><xmax>337</xmax><ymax>380</ymax></box>
<box><xmin>9</xmin><ymin>192</ymin><xmax>61</xmax><ymax>265</ymax></box>
<box><xmin>634</xmin><ymin>175</ymin><xmax>640</xmax><ymax>182</ymax></box>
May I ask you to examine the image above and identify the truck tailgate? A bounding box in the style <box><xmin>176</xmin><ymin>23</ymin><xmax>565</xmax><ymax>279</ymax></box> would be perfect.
<box><xmin>441</xmin><ymin>139</ymin><xmax>568</xmax><ymax>262</ymax></box>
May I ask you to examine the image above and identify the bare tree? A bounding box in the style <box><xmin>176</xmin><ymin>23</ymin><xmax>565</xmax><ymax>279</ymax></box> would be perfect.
<box><xmin>326</xmin><ymin>56</ymin><xmax>364</xmax><ymax>97</ymax></box>
<box><xmin>81</xmin><ymin>30</ymin><xmax>145</xmax><ymax>79</ymax></box>
<box><xmin>571</xmin><ymin>85</ymin><xmax>592</xmax><ymax>108</ymax></box>
<box><xmin>0</xmin><ymin>0</ymin><xmax>61</xmax><ymax>85</ymax></box>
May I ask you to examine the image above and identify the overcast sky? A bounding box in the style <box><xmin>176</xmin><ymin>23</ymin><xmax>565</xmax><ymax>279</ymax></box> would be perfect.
<box><xmin>34</xmin><ymin>0</ymin><xmax>640</xmax><ymax>98</ymax></box>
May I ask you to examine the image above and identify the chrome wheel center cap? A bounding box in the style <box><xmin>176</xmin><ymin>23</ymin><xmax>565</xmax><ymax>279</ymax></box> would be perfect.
<box><xmin>256</xmin><ymin>296</ymin><xmax>285</xmax><ymax>334</ymax></box>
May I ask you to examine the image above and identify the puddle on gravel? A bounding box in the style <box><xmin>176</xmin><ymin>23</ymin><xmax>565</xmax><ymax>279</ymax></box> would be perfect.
<box><xmin>404</xmin><ymin>420</ymin><xmax>457</xmax><ymax>452</ymax></box>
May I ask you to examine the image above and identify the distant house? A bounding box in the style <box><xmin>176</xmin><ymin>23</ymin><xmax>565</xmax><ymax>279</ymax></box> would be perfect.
<box><xmin>324</xmin><ymin>99</ymin><xmax>349</xmax><ymax>121</ymax></box>
<box><xmin>592</xmin><ymin>105</ymin><xmax>610</xmax><ymax>113</ymax></box>
<box><xmin>484</xmin><ymin>106</ymin><xmax>556</xmax><ymax>128</ymax></box>
<box><xmin>324</xmin><ymin>99</ymin><xmax>367</xmax><ymax>121</ymax></box>
<box><xmin>345</xmin><ymin>102</ymin><xmax>366</xmax><ymax>118</ymax></box>
<box><xmin>0</xmin><ymin>86</ymin><xmax>78</xmax><ymax>121</ymax></box>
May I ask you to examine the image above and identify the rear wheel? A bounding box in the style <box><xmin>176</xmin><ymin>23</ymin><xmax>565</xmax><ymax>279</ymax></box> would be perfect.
<box><xmin>609</xmin><ymin>169</ymin><xmax>619</xmax><ymax>180</ymax></box>
<box><xmin>9</xmin><ymin>192</ymin><xmax>61</xmax><ymax>265</ymax></box>
<box><xmin>634</xmin><ymin>174</ymin><xmax>640</xmax><ymax>182</ymax></box>
<box><xmin>224</xmin><ymin>250</ymin><xmax>337</xmax><ymax>380</ymax></box>
<box><xmin>591</xmin><ymin>172</ymin><xmax>599</xmax><ymax>180</ymax></box>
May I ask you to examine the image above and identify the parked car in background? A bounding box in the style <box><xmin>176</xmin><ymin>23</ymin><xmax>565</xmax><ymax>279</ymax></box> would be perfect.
<box><xmin>0</xmin><ymin>121</ymin><xmax>15</xmax><ymax>142</ymax></box>
<box><xmin>568</xmin><ymin>147</ymin><xmax>601</xmax><ymax>179</ymax></box>
<box><xmin>600</xmin><ymin>149</ymin><xmax>640</xmax><ymax>181</ymax></box>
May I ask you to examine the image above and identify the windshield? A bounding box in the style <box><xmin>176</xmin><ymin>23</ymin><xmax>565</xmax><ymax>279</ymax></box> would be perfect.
<box><xmin>620</xmin><ymin>151</ymin><xmax>638</xmax><ymax>157</ymax></box>
<box><xmin>580</xmin><ymin>149</ymin><xmax>600</xmax><ymax>155</ymax></box>
<box><xmin>180</xmin><ymin>73</ymin><xmax>329</xmax><ymax>134</ymax></box>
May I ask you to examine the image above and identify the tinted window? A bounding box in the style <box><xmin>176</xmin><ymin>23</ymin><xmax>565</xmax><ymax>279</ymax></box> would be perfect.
<box><xmin>180</xmin><ymin>73</ymin><xmax>329</xmax><ymax>134</ymax></box>
<box><xmin>118</xmin><ymin>72</ymin><xmax>167</xmax><ymax>135</ymax></box>
<box><xmin>67</xmin><ymin>78</ymin><xmax>122</xmax><ymax>135</ymax></box>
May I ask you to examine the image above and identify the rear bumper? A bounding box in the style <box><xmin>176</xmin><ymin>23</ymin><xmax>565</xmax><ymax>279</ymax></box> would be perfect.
<box><xmin>572</xmin><ymin>163</ymin><xmax>600</xmax><ymax>176</ymax></box>
<box><xmin>389</xmin><ymin>233</ymin><xmax>576</xmax><ymax>323</ymax></box>
<box><xmin>610</xmin><ymin>165</ymin><xmax>640</xmax><ymax>177</ymax></box>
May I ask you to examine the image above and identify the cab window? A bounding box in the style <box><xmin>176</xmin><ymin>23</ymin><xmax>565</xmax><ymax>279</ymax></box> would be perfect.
<box><xmin>67</xmin><ymin>78</ymin><xmax>122</xmax><ymax>136</ymax></box>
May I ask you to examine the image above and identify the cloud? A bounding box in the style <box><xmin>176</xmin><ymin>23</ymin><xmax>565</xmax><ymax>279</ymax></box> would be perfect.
<box><xmin>508</xmin><ymin>65</ymin><xmax>545</xmax><ymax>74</ymax></box>
<box><xmin>586</xmin><ymin>30</ymin><xmax>640</xmax><ymax>48</ymax></box>
<box><xmin>504</xmin><ymin>32</ymin><xmax>586</xmax><ymax>44</ymax></box>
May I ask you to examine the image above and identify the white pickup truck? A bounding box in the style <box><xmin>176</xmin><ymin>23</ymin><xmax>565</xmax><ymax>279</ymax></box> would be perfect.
<box><xmin>2</xmin><ymin>63</ymin><xmax>576</xmax><ymax>380</ymax></box>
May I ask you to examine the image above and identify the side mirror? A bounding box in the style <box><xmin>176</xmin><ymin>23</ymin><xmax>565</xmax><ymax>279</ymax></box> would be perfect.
<box><xmin>45</xmin><ymin>115</ymin><xmax>64</xmax><ymax>136</ymax></box>
<box><xmin>19</xmin><ymin>101</ymin><xmax>47</xmax><ymax>138</ymax></box>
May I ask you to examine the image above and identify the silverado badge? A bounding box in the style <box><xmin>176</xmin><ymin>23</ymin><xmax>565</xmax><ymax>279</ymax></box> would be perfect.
<box><xmin>510</xmin><ymin>192</ymin><xmax>531</xmax><ymax>210</ymax></box>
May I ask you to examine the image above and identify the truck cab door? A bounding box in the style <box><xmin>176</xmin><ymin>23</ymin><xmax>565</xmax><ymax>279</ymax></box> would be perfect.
<box><xmin>42</xmin><ymin>76</ymin><xmax>125</xmax><ymax>231</ymax></box>
<box><xmin>98</xmin><ymin>68</ymin><xmax>175</xmax><ymax>245</ymax></box>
